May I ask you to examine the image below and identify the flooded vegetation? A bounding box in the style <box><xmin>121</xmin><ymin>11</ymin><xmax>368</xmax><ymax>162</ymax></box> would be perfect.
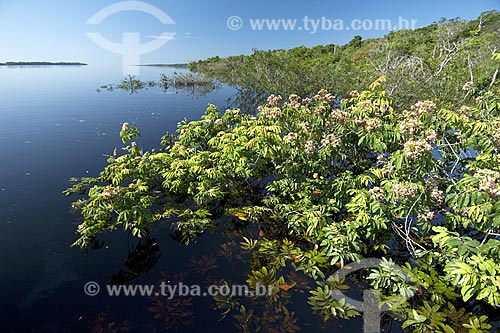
<box><xmin>63</xmin><ymin>11</ymin><xmax>500</xmax><ymax>333</ymax></box>
<box><xmin>97</xmin><ymin>72</ymin><xmax>220</xmax><ymax>96</ymax></box>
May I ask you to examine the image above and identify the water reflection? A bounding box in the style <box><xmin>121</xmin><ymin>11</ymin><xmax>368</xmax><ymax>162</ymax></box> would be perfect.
<box><xmin>96</xmin><ymin>74</ymin><xmax>273</xmax><ymax>113</ymax></box>
<box><xmin>109</xmin><ymin>237</ymin><xmax>161</xmax><ymax>285</ymax></box>
<box><xmin>225</xmin><ymin>86</ymin><xmax>268</xmax><ymax>114</ymax></box>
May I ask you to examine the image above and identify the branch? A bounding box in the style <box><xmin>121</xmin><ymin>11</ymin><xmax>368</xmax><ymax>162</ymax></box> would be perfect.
<box><xmin>444</xmin><ymin>136</ymin><xmax>461</xmax><ymax>176</ymax></box>
<box><xmin>489</xmin><ymin>69</ymin><xmax>499</xmax><ymax>88</ymax></box>
<box><xmin>468</xmin><ymin>55</ymin><xmax>474</xmax><ymax>83</ymax></box>
<box><xmin>481</xmin><ymin>229</ymin><xmax>500</xmax><ymax>246</ymax></box>
<box><xmin>391</xmin><ymin>192</ymin><xmax>425</xmax><ymax>257</ymax></box>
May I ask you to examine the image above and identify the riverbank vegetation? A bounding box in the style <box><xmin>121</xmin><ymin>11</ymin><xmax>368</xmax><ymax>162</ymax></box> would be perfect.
<box><xmin>141</xmin><ymin>63</ymin><xmax>188</xmax><ymax>68</ymax></box>
<box><xmin>189</xmin><ymin>11</ymin><xmax>500</xmax><ymax>109</ymax></box>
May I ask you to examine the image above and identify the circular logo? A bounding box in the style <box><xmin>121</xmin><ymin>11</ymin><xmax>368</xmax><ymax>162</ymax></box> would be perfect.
<box><xmin>227</xmin><ymin>16</ymin><xmax>244</xmax><ymax>31</ymax></box>
<box><xmin>86</xmin><ymin>1</ymin><xmax>176</xmax><ymax>75</ymax></box>
<box><xmin>84</xmin><ymin>281</ymin><xmax>101</xmax><ymax>296</ymax></box>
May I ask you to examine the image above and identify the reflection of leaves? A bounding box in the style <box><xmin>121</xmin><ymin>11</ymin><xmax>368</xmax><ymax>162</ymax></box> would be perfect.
<box><xmin>212</xmin><ymin>280</ymin><xmax>240</xmax><ymax>320</ymax></box>
<box><xmin>273</xmin><ymin>305</ymin><xmax>300</xmax><ymax>333</ymax></box>
<box><xmin>189</xmin><ymin>254</ymin><xmax>219</xmax><ymax>274</ymax></box>
<box><xmin>89</xmin><ymin>306</ymin><xmax>133</xmax><ymax>333</ymax></box>
<box><xmin>233</xmin><ymin>303</ymin><xmax>300</xmax><ymax>333</ymax></box>
<box><xmin>148</xmin><ymin>297</ymin><xmax>194</xmax><ymax>331</ymax></box>
<box><xmin>219</xmin><ymin>241</ymin><xmax>243</xmax><ymax>261</ymax></box>
<box><xmin>225</xmin><ymin>86</ymin><xmax>268</xmax><ymax>114</ymax></box>
<box><xmin>109</xmin><ymin>238</ymin><xmax>160</xmax><ymax>284</ymax></box>
<box><xmin>90</xmin><ymin>238</ymin><xmax>105</xmax><ymax>250</ymax></box>
<box><xmin>149</xmin><ymin>270</ymin><xmax>194</xmax><ymax>331</ymax></box>
<box><xmin>234</xmin><ymin>305</ymin><xmax>258</xmax><ymax>333</ymax></box>
<box><xmin>286</xmin><ymin>272</ymin><xmax>311</xmax><ymax>293</ymax></box>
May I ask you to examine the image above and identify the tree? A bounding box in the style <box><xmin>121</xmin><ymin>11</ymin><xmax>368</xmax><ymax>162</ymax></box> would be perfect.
<box><xmin>188</xmin><ymin>12</ymin><xmax>500</xmax><ymax>110</ymax></box>
<box><xmin>66</xmin><ymin>81</ymin><xmax>500</xmax><ymax>331</ymax></box>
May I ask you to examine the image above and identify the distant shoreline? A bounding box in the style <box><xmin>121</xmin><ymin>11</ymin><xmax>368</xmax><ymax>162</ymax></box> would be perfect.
<box><xmin>0</xmin><ymin>62</ymin><xmax>87</xmax><ymax>66</ymax></box>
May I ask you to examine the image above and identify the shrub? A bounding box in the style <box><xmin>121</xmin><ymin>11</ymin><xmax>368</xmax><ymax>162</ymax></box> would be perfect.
<box><xmin>65</xmin><ymin>82</ymin><xmax>500</xmax><ymax>331</ymax></box>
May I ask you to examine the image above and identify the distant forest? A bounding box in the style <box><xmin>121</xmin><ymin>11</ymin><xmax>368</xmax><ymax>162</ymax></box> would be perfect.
<box><xmin>0</xmin><ymin>62</ymin><xmax>87</xmax><ymax>66</ymax></box>
<box><xmin>189</xmin><ymin>10</ymin><xmax>500</xmax><ymax>109</ymax></box>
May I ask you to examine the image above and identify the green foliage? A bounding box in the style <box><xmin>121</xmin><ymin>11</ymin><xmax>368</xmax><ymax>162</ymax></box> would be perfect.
<box><xmin>66</xmin><ymin>84</ymin><xmax>500</xmax><ymax>331</ymax></box>
<box><xmin>189</xmin><ymin>11</ymin><xmax>500</xmax><ymax>109</ymax></box>
<box><xmin>402</xmin><ymin>302</ymin><xmax>492</xmax><ymax>333</ymax></box>
<box><xmin>308</xmin><ymin>282</ymin><xmax>360</xmax><ymax>320</ymax></box>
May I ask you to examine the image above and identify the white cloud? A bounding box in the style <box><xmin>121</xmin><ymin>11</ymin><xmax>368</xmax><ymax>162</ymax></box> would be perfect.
<box><xmin>148</xmin><ymin>35</ymin><xmax>176</xmax><ymax>40</ymax></box>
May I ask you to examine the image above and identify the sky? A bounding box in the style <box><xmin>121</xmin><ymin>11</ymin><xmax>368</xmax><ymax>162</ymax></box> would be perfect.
<box><xmin>0</xmin><ymin>0</ymin><xmax>499</xmax><ymax>69</ymax></box>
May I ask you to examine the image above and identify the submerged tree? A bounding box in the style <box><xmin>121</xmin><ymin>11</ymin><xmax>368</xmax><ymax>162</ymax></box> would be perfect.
<box><xmin>65</xmin><ymin>80</ymin><xmax>500</xmax><ymax>331</ymax></box>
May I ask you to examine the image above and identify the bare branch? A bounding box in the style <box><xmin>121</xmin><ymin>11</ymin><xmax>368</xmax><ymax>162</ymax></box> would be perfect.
<box><xmin>468</xmin><ymin>55</ymin><xmax>474</xmax><ymax>83</ymax></box>
<box><xmin>489</xmin><ymin>69</ymin><xmax>499</xmax><ymax>88</ymax></box>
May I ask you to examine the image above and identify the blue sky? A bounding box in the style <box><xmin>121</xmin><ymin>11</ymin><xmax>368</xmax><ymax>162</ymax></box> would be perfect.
<box><xmin>0</xmin><ymin>0</ymin><xmax>498</xmax><ymax>68</ymax></box>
